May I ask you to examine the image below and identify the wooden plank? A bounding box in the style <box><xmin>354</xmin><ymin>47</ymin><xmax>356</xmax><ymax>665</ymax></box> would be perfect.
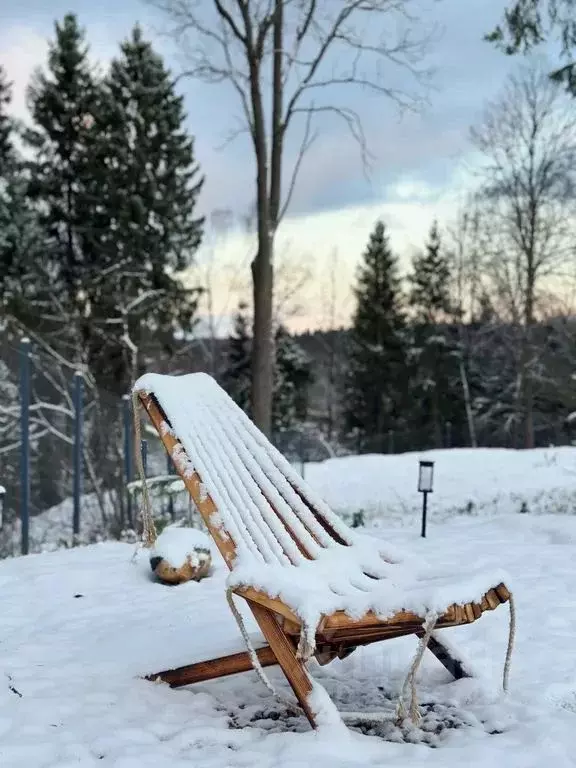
<box><xmin>248</xmin><ymin>602</ymin><xmax>318</xmax><ymax>728</ymax></box>
<box><xmin>146</xmin><ymin>646</ymin><xmax>278</xmax><ymax>688</ymax></box>
<box><xmin>236</xmin><ymin>586</ymin><xmax>505</xmax><ymax>638</ymax></box>
<box><xmin>425</xmin><ymin>636</ymin><xmax>471</xmax><ymax>680</ymax></box>
<box><xmin>495</xmin><ymin>583</ymin><xmax>511</xmax><ymax>602</ymax></box>
<box><xmin>235</xmin><ymin>587</ymin><xmax>302</xmax><ymax>625</ymax></box>
<box><xmin>484</xmin><ymin>589</ymin><xmax>501</xmax><ymax>610</ymax></box>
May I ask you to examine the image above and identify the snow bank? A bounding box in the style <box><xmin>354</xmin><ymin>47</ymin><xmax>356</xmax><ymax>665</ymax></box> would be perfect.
<box><xmin>305</xmin><ymin>446</ymin><xmax>576</xmax><ymax>527</ymax></box>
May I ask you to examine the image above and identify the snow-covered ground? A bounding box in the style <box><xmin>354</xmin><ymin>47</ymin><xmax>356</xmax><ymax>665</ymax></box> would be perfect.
<box><xmin>1</xmin><ymin>452</ymin><xmax>576</xmax><ymax>765</ymax></box>
<box><xmin>306</xmin><ymin>446</ymin><xmax>576</xmax><ymax>525</ymax></box>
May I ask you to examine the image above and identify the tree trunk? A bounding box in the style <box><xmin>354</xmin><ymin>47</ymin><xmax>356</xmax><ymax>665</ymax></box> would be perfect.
<box><xmin>523</xmin><ymin>266</ymin><xmax>535</xmax><ymax>449</ymax></box>
<box><xmin>251</xmin><ymin>244</ymin><xmax>274</xmax><ymax>435</ymax></box>
<box><xmin>459</xmin><ymin>357</ymin><xmax>477</xmax><ymax>448</ymax></box>
<box><xmin>521</xmin><ymin>327</ymin><xmax>535</xmax><ymax>449</ymax></box>
<box><xmin>250</xmin><ymin>0</ymin><xmax>283</xmax><ymax>437</ymax></box>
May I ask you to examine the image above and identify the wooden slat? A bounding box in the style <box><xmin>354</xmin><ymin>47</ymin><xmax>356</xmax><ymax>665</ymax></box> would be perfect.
<box><xmin>495</xmin><ymin>583</ymin><xmax>511</xmax><ymax>602</ymax></box>
<box><xmin>249</xmin><ymin>603</ymin><xmax>317</xmax><ymax>728</ymax></box>
<box><xmin>425</xmin><ymin>636</ymin><xmax>471</xmax><ymax>680</ymax></box>
<box><xmin>484</xmin><ymin>589</ymin><xmax>501</xmax><ymax>610</ymax></box>
<box><xmin>146</xmin><ymin>646</ymin><xmax>278</xmax><ymax>688</ymax></box>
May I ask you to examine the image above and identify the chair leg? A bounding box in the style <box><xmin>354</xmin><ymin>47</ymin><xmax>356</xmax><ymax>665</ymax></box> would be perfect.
<box><xmin>249</xmin><ymin>602</ymin><xmax>319</xmax><ymax>728</ymax></box>
<box><xmin>424</xmin><ymin>634</ymin><xmax>472</xmax><ymax>680</ymax></box>
<box><xmin>145</xmin><ymin>645</ymin><xmax>278</xmax><ymax>688</ymax></box>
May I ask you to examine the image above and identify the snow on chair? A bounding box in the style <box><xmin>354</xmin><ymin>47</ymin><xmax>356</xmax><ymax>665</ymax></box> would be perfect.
<box><xmin>133</xmin><ymin>372</ymin><xmax>515</xmax><ymax>730</ymax></box>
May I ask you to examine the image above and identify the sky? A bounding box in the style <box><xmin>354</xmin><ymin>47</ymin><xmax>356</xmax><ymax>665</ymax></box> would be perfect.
<box><xmin>0</xmin><ymin>0</ymin><xmax>548</xmax><ymax>332</ymax></box>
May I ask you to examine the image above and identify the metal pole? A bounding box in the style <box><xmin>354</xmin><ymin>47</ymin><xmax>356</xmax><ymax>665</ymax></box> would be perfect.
<box><xmin>123</xmin><ymin>394</ymin><xmax>133</xmax><ymax>526</ymax></box>
<box><xmin>421</xmin><ymin>491</ymin><xmax>428</xmax><ymax>539</ymax></box>
<box><xmin>141</xmin><ymin>439</ymin><xmax>148</xmax><ymax>477</ymax></box>
<box><xmin>445</xmin><ymin>420</ymin><xmax>452</xmax><ymax>449</ymax></box>
<box><xmin>20</xmin><ymin>338</ymin><xmax>30</xmax><ymax>555</ymax></box>
<box><xmin>299</xmin><ymin>431</ymin><xmax>305</xmax><ymax>478</ymax></box>
<box><xmin>72</xmin><ymin>371</ymin><xmax>83</xmax><ymax>540</ymax></box>
<box><xmin>388</xmin><ymin>429</ymin><xmax>394</xmax><ymax>454</ymax></box>
<box><xmin>166</xmin><ymin>452</ymin><xmax>175</xmax><ymax>520</ymax></box>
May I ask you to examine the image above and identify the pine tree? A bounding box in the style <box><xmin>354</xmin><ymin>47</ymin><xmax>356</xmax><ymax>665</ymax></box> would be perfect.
<box><xmin>0</xmin><ymin>64</ymin><xmax>47</xmax><ymax>332</ymax></box>
<box><xmin>407</xmin><ymin>222</ymin><xmax>463</xmax><ymax>448</ymax></box>
<box><xmin>344</xmin><ymin>221</ymin><xmax>408</xmax><ymax>452</ymax></box>
<box><xmin>0</xmin><ymin>66</ymin><xmax>13</xmax><ymax>174</ymax></box>
<box><xmin>273</xmin><ymin>325</ymin><xmax>313</xmax><ymax>431</ymax></box>
<box><xmin>409</xmin><ymin>221</ymin><xmax>452</xmax><ymax>323</ymax></box>
<box><xmin>222</xmin><ymin>304</ymin><xmax>313</xmax><ymax>432</ymax></box>
<box><xmin>81</xmin><ymin>24</ymin><xmax>205</xmax><ymax>393</ymax></box>
<box><xmin>25</xmin><ymin>13</ymin><xmax>99</xmax><ymax>333</ymax></box>
<box><xmin>222</xmin><ymin>302</ymin><xmax>252</xmax><ymax>415</ymax></box>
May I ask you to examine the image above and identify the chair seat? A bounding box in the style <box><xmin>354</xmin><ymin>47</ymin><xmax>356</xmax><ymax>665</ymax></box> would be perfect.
<box><xmin>229</xmin><ymin>536</ymin><xmax>510</xmax><ymax>636</ymax></box>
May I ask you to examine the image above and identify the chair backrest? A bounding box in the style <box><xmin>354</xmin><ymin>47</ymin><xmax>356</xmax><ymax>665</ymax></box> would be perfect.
<box><xmin>135</xmin><ymin>373</ymin><xmax>354</xmax><ymax>571</ymax></box>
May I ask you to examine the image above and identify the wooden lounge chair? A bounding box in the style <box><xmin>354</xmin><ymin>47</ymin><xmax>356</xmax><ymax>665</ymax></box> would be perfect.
<box><xmin>134</xmin><ymin>372</ymin><xmax>512</xmax><ymax>729</ymax></box>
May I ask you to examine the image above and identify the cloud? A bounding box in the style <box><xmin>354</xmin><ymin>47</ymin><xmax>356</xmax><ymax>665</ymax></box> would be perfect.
<box><xmin>187</xmin><ymin>166</ymin><xmax>471</xmax><ymax>333</ymax></box>
<box><xmin>0</xmin><ymin>26</ymin><xmax>48</xmax><ymax>122</ymax></box>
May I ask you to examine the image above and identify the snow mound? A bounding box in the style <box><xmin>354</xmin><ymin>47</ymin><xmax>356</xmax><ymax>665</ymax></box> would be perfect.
<box><xmin>151</xmin><ymin>525</ymin><xmax>211</xmax><ymax>569</ymax></box>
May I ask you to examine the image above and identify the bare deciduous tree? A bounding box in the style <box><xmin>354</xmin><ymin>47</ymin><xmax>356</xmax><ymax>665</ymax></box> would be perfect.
<box><xmin>470</xmin><ymin>64</ymin><xmax>576</xmax><ymax>447</ymax></box>
<box><xmin>148</xmin><ymin>0</ymin><xmax>435</xmax><ymax>434</ymax></box>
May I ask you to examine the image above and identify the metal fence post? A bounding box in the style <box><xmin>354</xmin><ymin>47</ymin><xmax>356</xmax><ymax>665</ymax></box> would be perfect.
<box><xmin>20</xmin><ymin>338</ymin><xmax>30</xmax><ymax>555</ymax></box>
<box><xmin>166</xmin><ymin>452</ymin><xmax>175</xmax><ymax>520</ymax></box>
<box><xmin>141</xmin><ymin>439</ymin><xmax>148</xmax><ymax>477</ymax></box>
<box><xmin>72</xmin><ymin>371</ymin><xmax>83</xmax><ymax>541</ymax></box>
<box><xmin>445</xmin><ymin>420</ymin><xmax>452</xmax><ymax>449</ymax></box>
<box><xmin>123</xmin><ymin>394</ymin><xmax>133</xmax><ymax>526</ymax></box>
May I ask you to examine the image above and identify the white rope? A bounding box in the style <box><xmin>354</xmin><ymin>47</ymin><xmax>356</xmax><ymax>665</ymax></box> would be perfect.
<box><xmin>225</xmin><ymin>582</ymin><xmax>435</xmax><ymax>728</ymax></box>
<box><xmin>395</xmin><ymin>612</ymin><xmax>438</xmax><ymax>725</ymax></box>
<box><xmin>503</xmin><ymin>592</ymin><xmax>516</xmax><ymax>693</ymax></box>
<box><xmin>132</xmin><ymin>392</ymin><xmax>157</xmax><ymax>548</ymax></box>
<box><xmin>225</xmin><ymin>586</ymin><xmax>300</xmax><ymax>715</ymax></box>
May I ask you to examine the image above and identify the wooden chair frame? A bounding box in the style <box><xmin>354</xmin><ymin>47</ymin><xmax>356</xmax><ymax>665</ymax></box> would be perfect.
<box><xmin>138</xmin><ymin>391</ymin><xmax>510</xmax><ymax>729</ymax></box>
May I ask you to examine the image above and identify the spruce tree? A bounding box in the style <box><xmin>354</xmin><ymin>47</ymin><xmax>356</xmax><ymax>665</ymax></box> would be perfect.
<box><xmin>222</xmin><ymin>302</ymin><xmax>252</xmax><ymax>415</ymax></box>
<box><xmin>0</xmin><ymin>65</ymin><xmax>47</xmax><ymax>332</ymax></box>
<box><xmin>0</xmin><ymin>66</ymin><xmax>13</xmax><ymax>174</ymax></box>
<box><xmin>344</xmin><ymin>221</ymin><xmax>408</xmax><ymax>452</ymax></box>
<box><xmin>81</xmin><ymin>24</ymin><xmax>205</xmax><ymax>392</ymax></box>
<box><xmin>273</xmin><ymin>325</ymin><xmax>313</xmax><ymax>431</ymax></box>
<box><xmin>25</xmin><ymin>13</ymin><xmax>99</xmax><ymax>331</ymax></box>
<box><xmin>408</xmin><ymin>221</ymin><xmax>462</xmax><ymax>448</ymax></box>
<box><xmin>222</xmin><ymin>304</ymin><xmax>313</xmax><ymax>432</ymax></box>
<box><xmin>409</xmin><ymin>221</ymin><xmax>452</xmax><ymax>323</ymax></box>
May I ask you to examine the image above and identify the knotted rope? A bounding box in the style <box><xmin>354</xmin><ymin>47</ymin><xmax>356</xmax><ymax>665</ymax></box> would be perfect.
<box><xmin>131</xmin><ymin>391</ymin><xmax>157</xmax><ymax>548</ymax></box>
<box><xmin>226</xmin><ymin>588</ymin><xmax>516</xmax><ymax>729</ymax></box>
<box><xmin>503</xmin><ymin>592</ymin><xmax>516</xmax><ymax>693</ymax></box>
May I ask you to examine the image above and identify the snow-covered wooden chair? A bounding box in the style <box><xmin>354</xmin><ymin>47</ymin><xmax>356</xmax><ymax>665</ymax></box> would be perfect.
<box><xmin>134</xmin><ymin>373</ymin><xmax>512</xmax><ymax>729</ymax></box>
